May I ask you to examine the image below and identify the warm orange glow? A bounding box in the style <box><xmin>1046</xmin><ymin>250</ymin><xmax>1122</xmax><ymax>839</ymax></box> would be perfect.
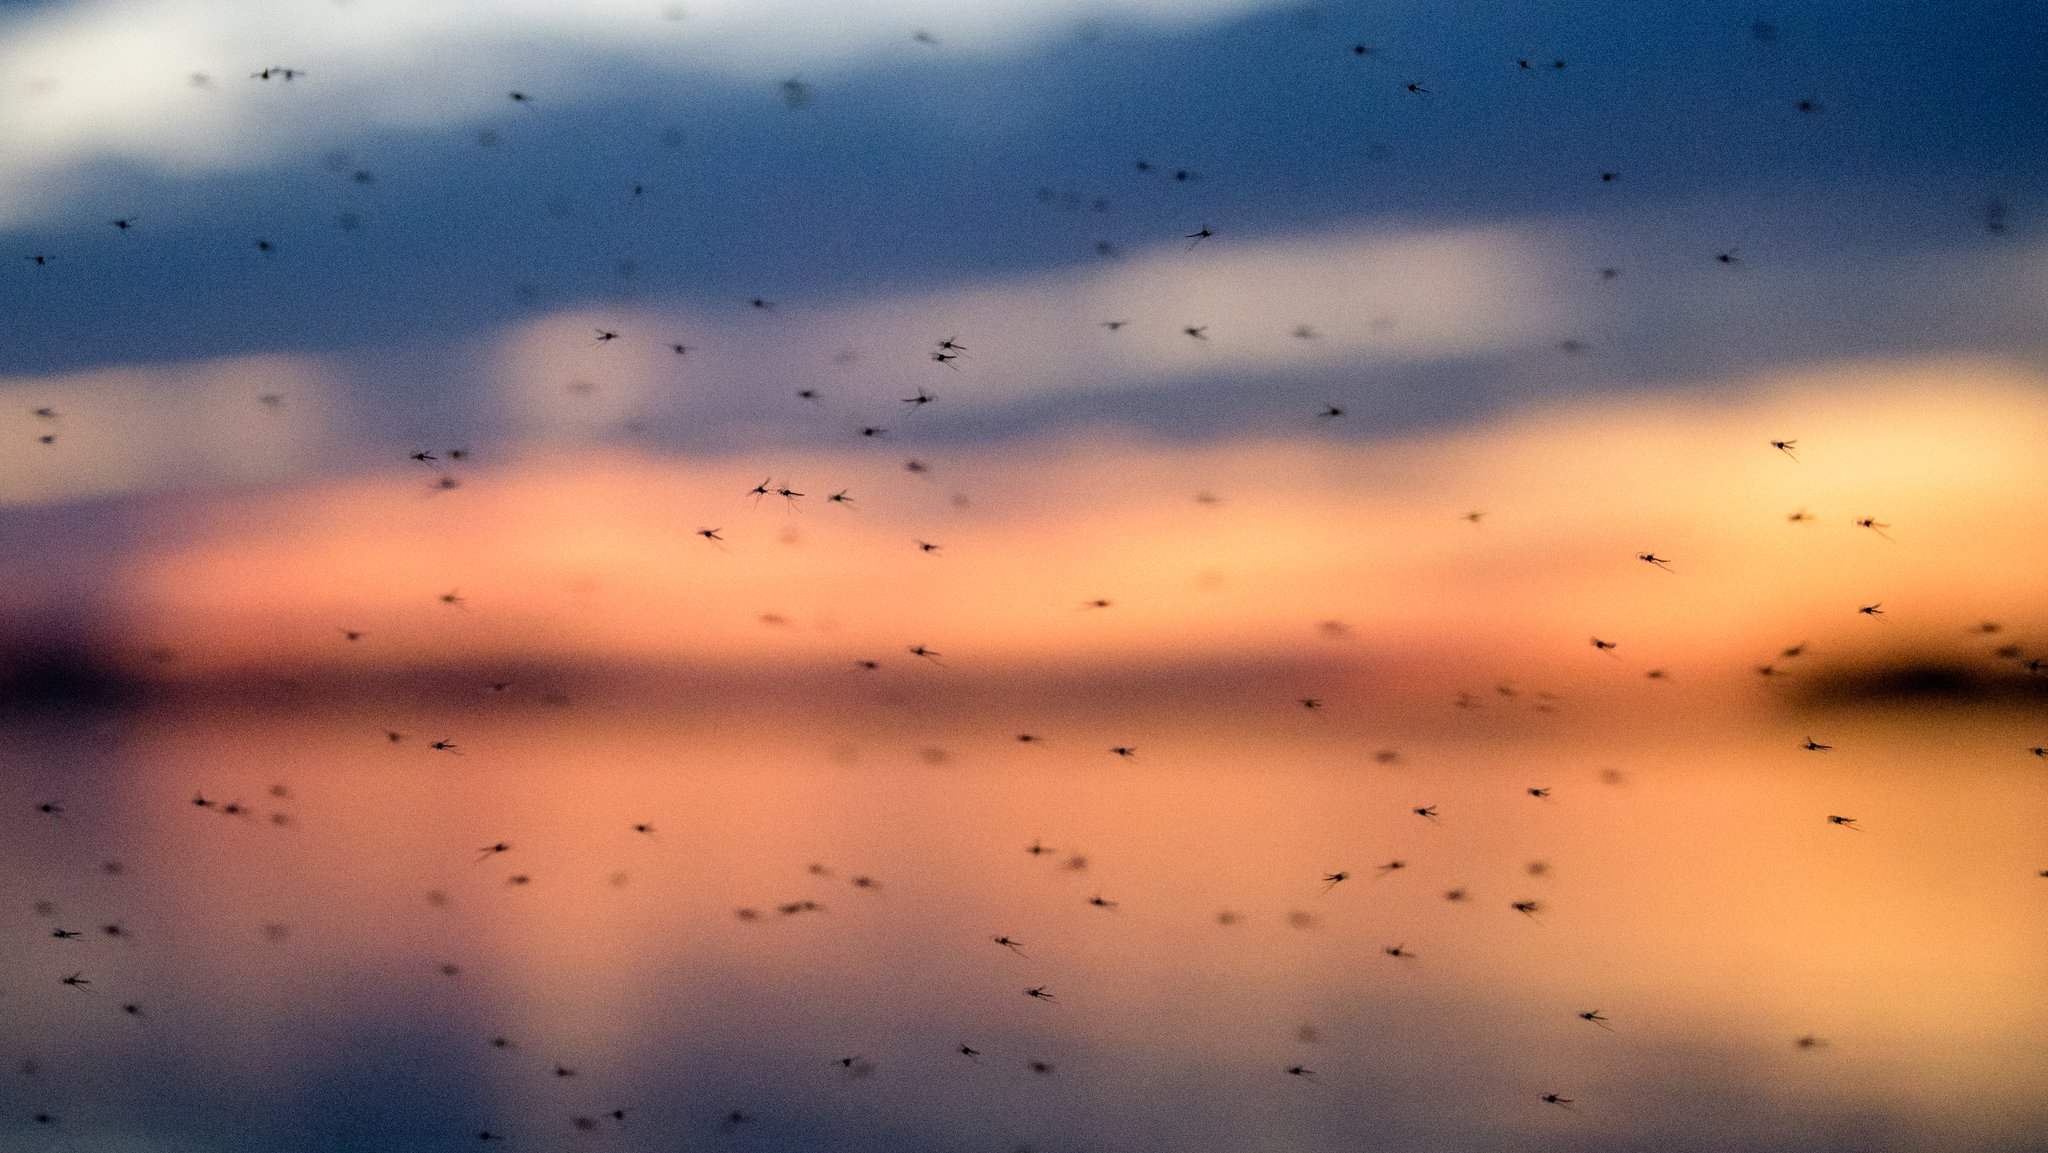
<box><xmin>109</xmin><ymin>358</ymin><xmax>2048</xmax><ymax>711</ymax></box>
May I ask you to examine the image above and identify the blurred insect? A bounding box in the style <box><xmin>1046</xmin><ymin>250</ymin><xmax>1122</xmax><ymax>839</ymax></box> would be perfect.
<box><xmin>1853</xmin><ymin>517</ymin><xmax>1894</xmax><ymax>541</ymax></box>
<box><xmin>1320</xmin><ymin>871</ymin><xmax>1349</xmax><ymax>893</ymax></box>
<box><xmin>1827</xmin><ymin>815</ymin><xmax>1861</xmax><ymax>829</ymax></box>
<box><xmin>1771</xmin><ymin>439</ymin><xmax>1799</xmax><ymax>461</ymax></box>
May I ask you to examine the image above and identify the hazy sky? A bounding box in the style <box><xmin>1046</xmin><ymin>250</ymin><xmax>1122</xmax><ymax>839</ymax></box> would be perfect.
<box><xmin>2</xmin><ymin>0</ymin><xmax>2041</xmax><ymax>469</ymax></box>
<box><xmin>3</xmin><ymin>6</ymin><xmax>2048</xmax><ymax>1153</ymax></box>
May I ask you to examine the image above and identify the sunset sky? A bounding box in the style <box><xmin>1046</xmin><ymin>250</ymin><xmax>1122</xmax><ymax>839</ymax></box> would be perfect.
<box><xmin>1</xmin><ymin>1</ymin><xmax>2045</xmax><ymax>1151</ymax></box>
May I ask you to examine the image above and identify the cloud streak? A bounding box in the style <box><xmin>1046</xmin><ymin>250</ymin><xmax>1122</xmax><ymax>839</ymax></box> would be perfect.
<box><xmin>0</xmin><ymin>0</ymin><xmax>1282</xmax><ymax>227</ymax></box>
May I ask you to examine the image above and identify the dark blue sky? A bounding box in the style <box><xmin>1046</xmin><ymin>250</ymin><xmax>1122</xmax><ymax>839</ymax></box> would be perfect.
<box><xmin>2</xmin><ymin>0</ymin><xmax>2039</xmax><ymax>410</ymax></box>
